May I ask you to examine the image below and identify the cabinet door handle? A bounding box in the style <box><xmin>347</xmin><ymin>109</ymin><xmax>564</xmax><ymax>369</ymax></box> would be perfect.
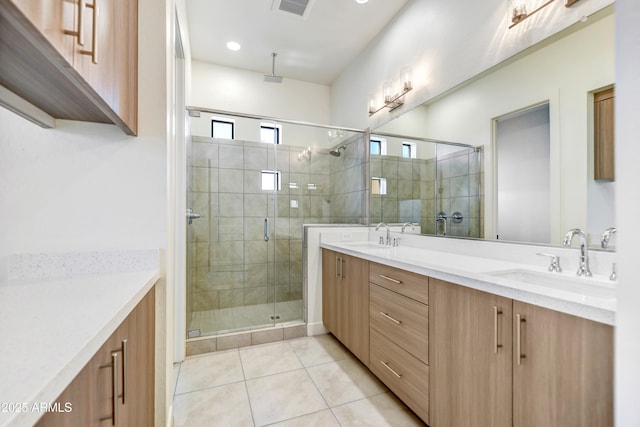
<box><xmin>63</xmin><ymin>0</ymin><xmax>85</xmax><ymax>46</ymax></box>
<box><xmin>516</xmin><ymin>313</ymin><xmax>526</xmax><ymax>365</ymax></box>
<box><xmin>80</xmin><ymin>0</ymin><xmax>98</xmax><ymax>64</ymax></box>
<box><xmin>100</xmin><ymin>352</ymin><xmax>118</xmax><ymax>425</ymax></box>
<box><xmin>121</xmin><ymin>339</ymin><xmax>127</xmax><ymax>404</ymax></box>
<box><xmin>336</xmin><ymin>257</ymin><xmax>341</xmax><ymax>277</ymax></box>
<box><xmin>493</xmin><ymin>306</ymin><xmax>503</xmax><ymax>353</ymax></box>
<box><xmin>379</xmin><ymin>311</ymin><xmax>402</xmax><ymax>325</ymax></box>
<box><xmin>380</xmin><ymin>360</ymin><xmax>402</xmax><ymax>378</ymax></box>
<box><xmin>379</xmin><ymin>274</ymin><xmax>402</xmax><ymax>284</ymax></box>
<box><xmin>341</xmin><ymin>259</ymin><xmax>345</xmax><ymax>279</ymax></box>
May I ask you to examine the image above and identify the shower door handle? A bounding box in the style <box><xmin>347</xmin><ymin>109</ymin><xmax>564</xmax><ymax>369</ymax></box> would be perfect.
<box><xmin>264</xmin><ymin>218</ymin><xmax>270</xmax><ymax>241</ymax></box>
<box><xmin>186</xmin><ymin>208</ymin><xmax>201</xmax><ymax>225</ymax></box>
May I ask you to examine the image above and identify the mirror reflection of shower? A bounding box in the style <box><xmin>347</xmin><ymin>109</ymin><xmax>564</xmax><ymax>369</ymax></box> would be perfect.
<box><xmin>329</xmin><ymin>146</ymin><xmax>346</xmax><ymax>157</ymax></box>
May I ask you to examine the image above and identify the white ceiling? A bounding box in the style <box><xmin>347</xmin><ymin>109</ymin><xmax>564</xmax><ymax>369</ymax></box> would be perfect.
<box><xmin>185</xmin><ymin>0</ymin><xmax>410</xmax><ymax>85</ymax></box>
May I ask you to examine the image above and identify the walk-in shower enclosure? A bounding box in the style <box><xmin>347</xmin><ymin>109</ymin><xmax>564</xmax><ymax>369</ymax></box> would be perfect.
<box><xmin>186</xmin><ymin>110</ymin><xmax>368</xmax><ymax>337</ymax></box>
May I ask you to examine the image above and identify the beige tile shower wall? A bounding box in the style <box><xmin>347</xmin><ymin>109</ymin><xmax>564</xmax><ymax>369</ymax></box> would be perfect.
<box><xmin>370</xmin><ymin>147</ymin><xmax>484</xmax><ymax>238</ymax></box>
<box><xmin>329</xmin><ymin>135</ymin><xmax>367</xmax><ymax>224</ymax></box>
<box><xmin>370</xmin><ymin>155</ymin><xmax>437</xmax><ymax>233</ymax></box>
<box><xmin>188</xmin><ymin>137</ymin><xmax>333</xmax><ymax>314</ymax></box>
<box><xmin>436</xmin><ymin>148</ymin><xmax>484</xmax><ymax>238</ymax></box>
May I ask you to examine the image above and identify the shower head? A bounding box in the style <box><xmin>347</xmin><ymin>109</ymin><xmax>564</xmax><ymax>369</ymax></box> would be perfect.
<box><xmin>329</xmin><ymin>146</ymin><xmax>346</xmax><ymax>157</ymax></box>
<box><xmin>264</xmin><ymin>52</ymin><xmax>283</xmax><ymax>83</ymax></box>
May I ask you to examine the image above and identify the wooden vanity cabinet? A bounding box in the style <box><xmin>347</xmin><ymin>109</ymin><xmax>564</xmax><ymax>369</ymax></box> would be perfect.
<box><xmin>430</xmin><ymin>278</ymin><xmax>613</xmax><ymax>427</ymax></box>
<box><xmin>512</xmin><ymin>301</ymin><xmax>613</xmax><ymax>427</ymax></box>
<box><xmin>1</xmin><ymin>0</ymin><xmax>138</xmax><ymax>135</ymax></box>
<box><xmin>35</xmin><ymin>287</ymin><xmax>155</xmax><ymax>427</ymax></box>
<box><xmin>429</xmin><ymin>278</ymin><xmax>512</xmax><ymax>427</ymax></box>
<box><xmin>369</xmin><ymin>262</ymin><xmax>430</xmax><ymax>422</ymax></box>
<box><xmin>321</xmin><ymin>249</ymin><xmax>369</xmax><ymax>365</ymax></box>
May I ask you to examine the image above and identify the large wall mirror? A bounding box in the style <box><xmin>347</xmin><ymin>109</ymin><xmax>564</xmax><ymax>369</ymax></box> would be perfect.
<box><xmin>371</xmin><ymin>5</ymin><xmax>615</xmax><ymax>248</ymax></box>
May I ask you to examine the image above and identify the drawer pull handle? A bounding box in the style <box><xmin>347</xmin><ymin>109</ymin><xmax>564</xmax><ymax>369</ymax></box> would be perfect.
<box><xmin>516</xmin><ymin>313</ymin><xmax>526</xmax><ymax>365</ymax></box>
<box><xmin>121</xmin><ymin>339</ymin><xmax>127</xmax><ymax>404</ymax></box>
<box><xmin>80</xmin><ymin>0</ymin><xmax>99</xmax><ymax>64</ymax></box>
<box><xmin>493</xmin><ymin>306</ymin><xmax>503</xmax><ymax>354</ymax></box>
<box><xmin>379</xmin><ymin>311</ymin><xmax>401</xmax><ymax>325</ymax></box>
<box><xmin>379</xmin><ymin>274</ymin><xmax>402</xmax><ymax>284</ymax></box>
<box><xmin>63</xmin><ymin>0</ymin><xmax>86</xmax><ymax>46</ymax></box>
<box><xmin>100</xmin><ymin>352</ymin><xmax>118</xmax><ymax>425</ymax></box>
<box><xmin>380</xmin><ymin>360</ymin><xmax>402</xmax><ymax>378</ymax></box>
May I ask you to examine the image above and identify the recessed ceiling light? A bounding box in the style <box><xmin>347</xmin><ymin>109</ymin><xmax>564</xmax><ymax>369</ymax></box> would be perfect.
<box><xmin>226</xmin><ymin>41</ymin><xmax>241</xmax><ymax>51</ymax></box>
<box><xmin>355</xmin><ymin>0</ymin><xmax>369</xmax><ymax>4</ymax></box>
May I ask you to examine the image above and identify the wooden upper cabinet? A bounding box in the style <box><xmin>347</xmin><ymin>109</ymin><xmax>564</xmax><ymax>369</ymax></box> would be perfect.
<box><xmin>594</xmin><ymin>87</ymin><xmax>615</xmax><ymax>181</ymax></box>
<box><xmin>0</xmin><ymin>0</ymin><xmax>138</xmax><ymax>135</ymax></box>
<box><xmin>11</xmin><ymin>0</ymin><xmax>75</xmax><ymax>64</ymax></box>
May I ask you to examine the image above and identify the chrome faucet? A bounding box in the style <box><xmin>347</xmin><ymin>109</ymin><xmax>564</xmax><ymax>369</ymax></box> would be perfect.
<box><xmin>562</xmin><ymin>228</ymin><xmax>592</xmax><ymax>277</ymax></box>
<box><xmin>375</xmin><ymin>222</ymin><xmax>391</xmax><ymax>245</ymax></box>
<box><xmin>601</xmin><ymin>226</ymin><xmax>617</xmax><ymax>249</ymax></box>
<box><xmin>401</xmin><ymin>222</ymin><xmax>415</xmax><ymax>233</ymax></box>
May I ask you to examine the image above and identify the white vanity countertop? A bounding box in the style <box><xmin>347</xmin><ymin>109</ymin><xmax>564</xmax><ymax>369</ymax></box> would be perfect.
<box><xmin>0</xmin><ymin>270</ymin><xmax>159</xmax><ymax>427</ymax></box>
<box><xmin>321</xmin><ymin>240</ymin><xmax>615</xmax><ymax>326</ymax></box>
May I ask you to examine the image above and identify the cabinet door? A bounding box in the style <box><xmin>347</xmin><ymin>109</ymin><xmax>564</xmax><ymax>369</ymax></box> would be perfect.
<box><xmin>342</xmin><ymin>254</ymin><xmax>369</xmax><ymax>366</ymax></box>
<box><xmin>73</xmin><ymin>0</ymin><xmax>137</xmax><ymax>134</ymax></box>
<box><xmin>11</xmin><ymin>0</ymin><xmax>76</xmax><ymax>64</ymax></box>
<box><xmin>123</xmin><ymin>287</ymin><xmax>155</xmax><ymax>427</ymax></box>
<box><xmin>513</xmin><ymin>301</ymin><xmax>613</xmax><ymax>427</ymax></box>
<box><xmin>594</xmin><ymin>87</ymin><xmax>615</xmax><ymax>181</ymax></box>
<box><xmin>35</xmin><ymin>287</ymin><xmax>155</xmax><ymax>426</ymax></box>
<box><xmin>322</xmin><ymin>249</ymin><xmax>338</xmax><ymax>335</ymax></box>
<box><xmin>429</xmin><ymin>278</ymin><xmax>512</xmax><ymax>427</ymax></box>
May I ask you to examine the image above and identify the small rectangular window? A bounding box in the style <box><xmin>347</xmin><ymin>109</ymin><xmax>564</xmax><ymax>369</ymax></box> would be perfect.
<box><xmin>261</xmin><ymin>170</ymin><xmax>282</xmax><ymax>191</ymax></box>
<box><xmin>371</xmin><ymin>177</ymin><xmax>387</xmax><ymax>195</ymax></box>
<box><xmin>370</xmin><ymin>137</ymin><xmax>387</xmax><ymax>155</ymax></box>
<box><xmin>370</xmin><ymin>139</ymin><xmax>381</xmax><ymax>155</ymax></box>
<box><xmin>402</xmin><ymin>141</ymin><xmax>417</xmax><ymax>159</ymax></box>
<box><xmin>260</xmin><ymin>123</ymin><xmax>281</xmax><ymax>144</ymax></box>
<box><xmin>402</xmin><ymin>143</ymin><xmax>411</xmax><ymax>158</ymax></box>
<box><xmin>211</xmin><ymin>119</ymin><xmax>234</xmax><ymax>139</ymax></box>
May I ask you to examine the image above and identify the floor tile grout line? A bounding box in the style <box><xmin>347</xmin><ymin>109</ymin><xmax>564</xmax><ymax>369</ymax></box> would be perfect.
<box><xmin>174</xmin><ymin>377</ymin><xmax>248</xmax><ymax>397</ymax></box>
<box><xmin>237</xmin><ymin>346</ymin><xmax>258</xmax><ymax>427</ymax></box>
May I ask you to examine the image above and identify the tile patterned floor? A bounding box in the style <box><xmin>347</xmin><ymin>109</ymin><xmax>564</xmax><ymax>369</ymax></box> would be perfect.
<box><xmin>173</xmin><ymin>334</ymin><xmax>427</xmax><ymax>426</ymax></box>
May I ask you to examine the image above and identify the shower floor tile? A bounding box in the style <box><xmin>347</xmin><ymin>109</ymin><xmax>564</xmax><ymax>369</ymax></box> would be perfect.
<box><xmin>173</xmin><ymin>334</ymin><xmax>426</xmax><ymax>427</ymax></box>
<box><xmin>189</xmin><ymin>299</ymin><xmax>303</xmax><ymax>336</ymax></box>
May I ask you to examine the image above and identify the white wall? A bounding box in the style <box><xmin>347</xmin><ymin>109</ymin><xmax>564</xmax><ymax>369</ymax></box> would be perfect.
<box><xmin>190</xmin><ymin>61</ymin><xmax>331</xmax><ymax>124</ymax></box>
<box><xmin>330</xmin><ymin>0</ymin><xmax>612</xmax><ymax>130</ymax></box>
<box><xmin>615</xmin><ymin>1</ymin><xmax>640</xmax><ymax>425</ymax></box>
<box><xmin>0</xmin><ymin>0</ymin><xmax>174</xmax><ymax>424</ymax></box>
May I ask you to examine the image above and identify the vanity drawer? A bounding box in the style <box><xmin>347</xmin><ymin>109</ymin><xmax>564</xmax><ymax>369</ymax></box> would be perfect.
<box><xmin>369</xmin><ymin>262</ymin><xmax>428</xmax><ymax>304</ymax></box>
<box><xmin>370</xmin><ymin>328</ymin><xmax>429</xmax><ymax>423</ymax></box>
<box><xmin>370</xmin><ymin>283</ymin><xmax>428</xmax><ymax>363</ymax></box>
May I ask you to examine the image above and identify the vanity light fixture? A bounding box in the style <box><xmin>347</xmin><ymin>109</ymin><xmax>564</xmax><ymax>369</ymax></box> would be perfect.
<box><xmin>508</xmin><ymin>0</ymin><xmax>555</xmax><ymax>28</ymax></box>
<box><xmin>368</xmin><ymin>66</ymin><xmax>412</xmax><ymax>116</ymax></box>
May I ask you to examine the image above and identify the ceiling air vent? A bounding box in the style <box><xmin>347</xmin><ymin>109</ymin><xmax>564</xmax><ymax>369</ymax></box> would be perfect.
<box><xmin>272</xmin><ymin>0</ymin><xmax>315</xmax><ymax>19</ymax></box>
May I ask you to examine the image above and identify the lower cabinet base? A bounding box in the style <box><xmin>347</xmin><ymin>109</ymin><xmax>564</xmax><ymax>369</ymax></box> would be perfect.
<box><xmin>370</xmin><ymin>328</ymin><xmax>429</xmax><ymax>423</ymax></box>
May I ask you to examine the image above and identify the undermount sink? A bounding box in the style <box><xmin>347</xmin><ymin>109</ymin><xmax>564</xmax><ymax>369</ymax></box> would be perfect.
<box><xmin>487</xmin><ymin>268</ymin><xmax>616</xmax><ymax>300</ymax></box>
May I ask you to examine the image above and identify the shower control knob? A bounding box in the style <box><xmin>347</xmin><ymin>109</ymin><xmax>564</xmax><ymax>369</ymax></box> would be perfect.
<box><xmin>187</xmin><ymin>208</ymin><xmax>201</xmax><ymax>224</ymax></box>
